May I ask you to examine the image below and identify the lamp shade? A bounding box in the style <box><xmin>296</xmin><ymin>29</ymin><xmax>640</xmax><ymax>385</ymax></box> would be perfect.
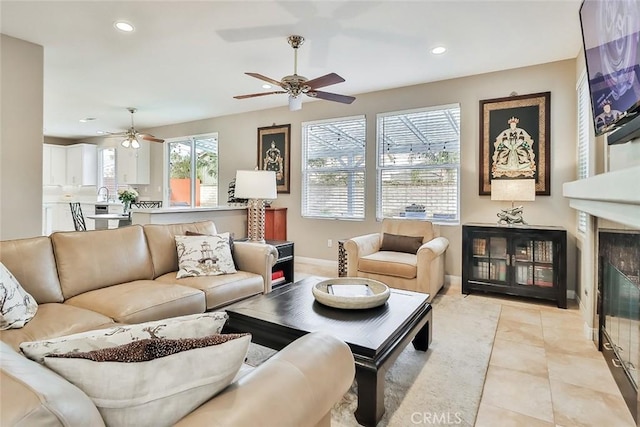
<box><xmin>491</xmin><ymin>179</ymin><xmax>536</xmax><ymax>202</ymax></box>
<box><xmin>235</xmin><ymin>170</ymin><xmax>277</xmax><ymax>200</ymax></box>
<box><xmin>289</xmin><ymin>94</ymin><xmax>302</xmax><ymax>111</ymax></box>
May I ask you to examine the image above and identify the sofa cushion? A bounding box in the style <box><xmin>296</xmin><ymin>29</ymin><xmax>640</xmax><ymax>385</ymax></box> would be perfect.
<box><xmin>358</xmin><ymin>252</ymin><xmax>418</xmax><ymax>279</ymax></box>
<box><xmin>380</xmin><ymin>233</ymin><xmax>424</xmax><ymax>254</ymax></box>
<box><xmin>155</xmin><ymin>271</ymin><xmax>264</xmax><ymax>310</ymax></box>
<box><xmin>0</xmin><ymin>341</ymin><xmax>105</xmax><ymax>427</ymax></box>
<box><xmin>1</xmin><ymin>262</ymin><xmax>38</xmax><ymax>330</ymax></box>
<box><xmin>64</xmin><ymin>280</ymin><xmax>206</xmax><ymax>324</ymax></box>
<box><xmin>43</xmin><ymin>334</ymin><xmax>251</xmax><ymax>427</ymax></box>
<box><xmin>186</xmin><ymin>230</ymin><xmax>239</xmax><ymax>269</ymax></box>
<box><xmin>143</xmin><ymin>221</ymin><xmax>218</xmax><ymax>278</ymax></box>
<box><xmin>51</xmin><ymin>226</ymin><xmax>154</xmax><ymax>299</ymax></box>
<box><xmin>0</xmin><ymin>236</ymin><xmax>64</xmax><ymax>303</ymax></box>
<box><xmin>175</xmin><ymin>233</ymin><xmax>237</xmax><ymax>278</ymax></box>
<box><xmin>0</xmin><ymin>303</ymin><xmax>115</xmax><ymax>351</ymax></box>
<box><xmin>20</xmin><ymin>311</ymin><xmax>228</xmax><ymax>363</ymax></box>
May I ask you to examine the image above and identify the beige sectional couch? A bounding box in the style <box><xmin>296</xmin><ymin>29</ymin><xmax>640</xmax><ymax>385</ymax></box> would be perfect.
<box><xmin>0</xmin><ymin>221</ymin><xmax>355</xmax><ymax>426</ymax></box>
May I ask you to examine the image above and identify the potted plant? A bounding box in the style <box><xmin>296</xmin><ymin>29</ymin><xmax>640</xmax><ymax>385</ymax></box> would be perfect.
<box><xmin>117</xmin><ymin>187</ymin><xmax>138</xmax><ymax>213</ymax></box>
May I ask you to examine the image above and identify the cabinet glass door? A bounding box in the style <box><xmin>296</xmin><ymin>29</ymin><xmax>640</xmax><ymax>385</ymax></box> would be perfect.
<box><xmin>471</xmin><ymin>236</ymin><xmax>507</xmax><ymax>282</ymax></box>
<box><xmin>513</xmin><ymin>238</ymin><xmax>554</xmax><ymax>287</ymax></box>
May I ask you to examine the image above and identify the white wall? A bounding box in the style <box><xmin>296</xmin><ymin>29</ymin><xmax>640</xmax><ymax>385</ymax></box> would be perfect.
<box><xmin>0</xmin><ymin>34</ymin><xmax>43</xmax><ymax>240</ymax></box>
<box><xmin>139</xmin><ymin>59</ymin><xmax>578</xmax><ymax>283</ymax></box>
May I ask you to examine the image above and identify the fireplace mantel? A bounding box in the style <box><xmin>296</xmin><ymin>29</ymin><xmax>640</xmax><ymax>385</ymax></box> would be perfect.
<box><xmin>563</xmin><ymin>165</ymin><xmax>640</xmax><ymax>229</ymax></box>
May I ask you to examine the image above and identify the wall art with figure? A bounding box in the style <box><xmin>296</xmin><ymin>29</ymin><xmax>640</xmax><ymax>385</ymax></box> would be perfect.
<box><xmin>479</xmin><ymin>92</ymin><xmax>551</xmax><ymax>195</ymax></box>
<box><xmin>257</xmin><ymin>124</ymin><xmax>290</xmax><ymax>193</ymax></box>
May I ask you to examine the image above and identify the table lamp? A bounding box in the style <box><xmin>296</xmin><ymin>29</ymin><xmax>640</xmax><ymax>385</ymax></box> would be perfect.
<box><xmin>491</xmin><ymin>179</ymin><xmax>536</xmax><ymax>225</ymax></box>
<box><xmin>234</xmin><ymin>170</ymin><xmax>277</xmax><ymax>242</ymax></box>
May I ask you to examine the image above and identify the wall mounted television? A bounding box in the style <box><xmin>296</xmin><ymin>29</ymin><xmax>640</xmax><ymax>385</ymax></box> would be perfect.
<box><xmin>580</xmin><ymin>0</ymin><xmax>640</xmax><ymax>145</ymax></box>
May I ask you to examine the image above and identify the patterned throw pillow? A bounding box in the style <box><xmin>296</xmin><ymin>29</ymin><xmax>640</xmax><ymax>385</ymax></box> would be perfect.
<box><xmin>0</xmin><ymin>262</ymin><xmax>38</xmax><ymax>330</ymax></box>
<box><xmin>175</xmin><ymin>233</ymin><xmax>237</xmax><ymax>278</ymax></box>
<box><xmin>20</xmin><ymin>311</ymin><xmax>228</xmax><ymax>364</ymax></box>
<box><xmin>43</xmin><ymin>333</ymin><xmax>251</xmax><ymax>427</ymax></box>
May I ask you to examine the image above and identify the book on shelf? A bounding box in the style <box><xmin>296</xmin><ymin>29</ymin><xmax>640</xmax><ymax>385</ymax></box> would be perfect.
<box><xmin>271</xmin><ymin>270</ymin><xmax>284</xmax><ymax>280</ymax></box>
<box><xmin>272</xmin><ymin>276</ymin><xmax>287</xmax><ymax>286</ymax></box>
<box><xmin>327</xmin><ymin>283</ymin><xmax>375</xmax><ymax>297</ymax></box>
<box><xmin>473</xmin><ymin>239</ymin><xmax>487</xmax><ymax>256</ymax></box>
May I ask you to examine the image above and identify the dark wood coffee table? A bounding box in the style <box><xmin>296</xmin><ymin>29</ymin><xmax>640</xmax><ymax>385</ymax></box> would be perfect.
<box><xmin>223</xmin><ymin>276</ymin><xmax>432</xmax><ymax>426</ymax></box>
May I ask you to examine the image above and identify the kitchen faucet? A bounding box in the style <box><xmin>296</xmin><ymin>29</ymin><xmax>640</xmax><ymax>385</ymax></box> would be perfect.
<box><xmin>97</xmin><ymin>186</ymin><xmax>110</xmax><ymax>202</ymax></box>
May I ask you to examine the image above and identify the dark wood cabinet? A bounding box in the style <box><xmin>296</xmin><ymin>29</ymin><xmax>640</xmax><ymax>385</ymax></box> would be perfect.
<box><xmin>462</xmin><ymin>223</ymin><xmax>567</xmax><ymax>308</ymax></box>
<box><xmin>268</xmin><ymin>240</ymin><xmax>294</xmax><ymax>288</ymax></box>
<box><xmin>265</xmin><ymin>207</ymin><xmax>287</xmax><ymax>241</ymax></box>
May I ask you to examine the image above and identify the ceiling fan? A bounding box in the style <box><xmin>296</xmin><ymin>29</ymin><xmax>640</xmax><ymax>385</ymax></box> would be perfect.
<box><xmin>107</xmin><ymin>108</ymin><xmax>164</xmax><ymax>148</ymax></box>
<box><xmin>233</xmin><ymin>35</ymin><xmax>355</xmax><ymax>111</ymax></box>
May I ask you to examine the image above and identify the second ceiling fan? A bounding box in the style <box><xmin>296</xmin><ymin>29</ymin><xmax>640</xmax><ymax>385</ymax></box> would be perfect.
<box><xmin>234</xmin><ymin>35</ymin><xmax>355</xmax><ymax>111</ymax></box>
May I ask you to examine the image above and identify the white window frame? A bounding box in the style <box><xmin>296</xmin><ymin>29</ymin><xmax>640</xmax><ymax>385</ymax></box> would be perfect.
<box><xmin>301</xmin><ymin>115</ymin><xmax>366</xmax><ymax>220</ymax></box>
<box><xmin>376</xmin><ymin>104</ymin><xmax>461</xmax><ymax>224</ymax></box>
<box><xmin>164</xmin><ymin>132</ymin><xmax>219</xmax><ymax>208</ymax></box>
<box><xmin>577</xmin><ymin>71</ymin><xmax>593</xmax><ymax>235</ymax></box>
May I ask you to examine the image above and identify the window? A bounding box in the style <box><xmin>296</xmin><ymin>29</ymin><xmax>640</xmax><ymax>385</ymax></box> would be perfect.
<box><xmin>166</xmin><ymin>133</ymin><xmax>218</xmax><ymax>207</ymax></box>
<box><xmin>577</xmin><ymin>72</ymin><xmax>590</xmax><ymax>234</ymax></box>
<box><xmin>302</xmin><ymin>116</ymin><xmax>366</xmax><ymax>219</ymax></box>
<box><xmin>98</xmin><ymin>147</ymin><xmax>117</xmax><ymax>198</ymax></box>
<box><xmin>377</xmin><ymin>104</ymin><xmax>460</xmax><ymax>223</ymax></box>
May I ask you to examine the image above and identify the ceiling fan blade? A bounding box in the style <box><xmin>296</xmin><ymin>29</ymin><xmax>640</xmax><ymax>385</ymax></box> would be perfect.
<box><xmin>308</xmin><ymin>90</ymin><xmax>355</xmax><ymax>104</ymax></box>
<box><xmin>234</xmin><ymin>91</ymin><xmax>287</xmax><ymax>99</ymax></box>
<box><xmin>245</xmin><ymin>73</ymin><xmax>283</xmax><ymax>87</ymax></box>
<box><xmin>305</xmin><ymin>73</ymin><xmax>345</xmax><ymax>90</ymax></box>
<box><xmin>140</xmin><ymin>134</ymin><xmax>164</xmax><ymax>143</ymax></box>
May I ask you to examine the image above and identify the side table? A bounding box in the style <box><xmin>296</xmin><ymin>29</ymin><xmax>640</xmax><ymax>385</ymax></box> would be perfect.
<box><xmin>267</xmin><ymin>240</ymin><xmax>294</xmax><ymax>288</ymax></box>
<box><xmin>338</xmin><ymin>239</ymin><xmax>347</xmax><ymax>277</ymax></box>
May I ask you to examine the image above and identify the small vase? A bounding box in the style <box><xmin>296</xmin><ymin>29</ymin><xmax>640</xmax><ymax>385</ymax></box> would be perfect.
<box><xmin>123</xmin><ymin>200</ymin><xmax>131</xmax><ymax>214</ymax></box>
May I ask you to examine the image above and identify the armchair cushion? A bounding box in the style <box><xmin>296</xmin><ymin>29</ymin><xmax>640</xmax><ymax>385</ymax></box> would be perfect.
<box><xmin>359</xmin><ymin>252</ymin><xmax>417</xmax><ymax>279</ymax></box>
<box><xmin>380</xmin><ymin>233</ymin><xmax>424</xmax><ymax>254</ymax></box>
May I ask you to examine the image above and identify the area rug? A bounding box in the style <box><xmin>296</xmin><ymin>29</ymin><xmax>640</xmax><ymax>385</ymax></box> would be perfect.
<box><xmin>245</xmin><ymin>292</ymin><xmax>501</xmax><ymax>427</ymax></box>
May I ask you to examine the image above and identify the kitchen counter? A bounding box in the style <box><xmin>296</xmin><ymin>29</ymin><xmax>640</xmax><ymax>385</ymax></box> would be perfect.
<box><xmin>130</xmin><ymin>205</ymin><xmax>248</xmax><ymax>238</ymax></box>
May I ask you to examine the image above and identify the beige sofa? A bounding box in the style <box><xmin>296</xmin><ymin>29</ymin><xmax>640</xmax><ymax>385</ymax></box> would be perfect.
<box><xmin>0</xmin><ymin>221</ymin><xmax>355</xmax><ymax>426</ymax></box>
<box><xmin>344</xmin><ymin>218</ymin><xmax>449</xmax><ymax>302</ymax></box>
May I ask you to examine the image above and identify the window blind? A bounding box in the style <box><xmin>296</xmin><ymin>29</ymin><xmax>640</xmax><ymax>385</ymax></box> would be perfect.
<box><xmin>302</xmin><ymin>116</ymin><xmax>366</xmax><ymax>219</ymax></box>
<box><xmin>376</xmin><ymin>105</ymin><xmax>460</xmax><ymax>223</ymax></box>
<box><xmin>577</xmin><ymin>73</ymin><xmax>590</xmax><ymax>234</ymax></box>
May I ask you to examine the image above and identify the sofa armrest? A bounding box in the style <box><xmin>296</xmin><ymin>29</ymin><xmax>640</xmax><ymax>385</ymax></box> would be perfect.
<box><xmin>233</xmin><ymin>242</ymin><xmax>278</xmax><ymax>293</ymax></box>
<box><xmin>344</xmin><ymin>233</ymin><xmax>380</xmax><ymax>276</ymax></box>
<box><xmin>0</xmin><ymin>342</ymin><xmax>105</xmax><ymax>427</ymax></box>
<box><xmin>175</xmin><ymin>332</ymin><xmax>355</xmax><ymax>427</ymax></box>
<box><xmin>417</xmin><ymin>236</ymin><xmax>449</xmax><ymax>262</ymax></box>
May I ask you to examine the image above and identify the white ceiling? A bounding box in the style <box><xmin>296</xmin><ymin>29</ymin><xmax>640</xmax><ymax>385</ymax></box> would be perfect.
<box><xmin>1</xmin><ymin>0</ymin><xmax>583</xmax><ymax>140</ymax></box>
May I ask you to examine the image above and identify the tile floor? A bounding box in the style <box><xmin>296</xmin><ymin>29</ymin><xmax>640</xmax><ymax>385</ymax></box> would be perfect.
<box><xmin>294</xmin><ymin>259</ymin><xmax>637</xmax><ymax>427</ymax></box>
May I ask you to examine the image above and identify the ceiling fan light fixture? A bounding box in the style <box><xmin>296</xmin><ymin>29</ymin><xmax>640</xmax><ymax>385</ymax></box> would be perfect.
<box><xmin>121</xmin><ymin>138</ymin><xmax>131</xmax><ymax>148</ymax></box>
<box><xmin>289</xmin><ymin>94</ymin><xmax>302</xmax><ymax>111</ymax></box>
<box><xmin>131</xmin><ymin>138</ymin><xmax>140</xmax><ymax>149</ymax></box>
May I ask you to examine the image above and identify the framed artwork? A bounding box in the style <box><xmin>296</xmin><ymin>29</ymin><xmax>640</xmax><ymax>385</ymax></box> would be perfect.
<box><xmin>479</xmin><ymin>91</ymin><xmax>551</xmax><ymax>195</ymax></box>
<box><xmin>258</xmin><ymin>124</ymin><xmax>291</xmax><ymax>193</ymax></box>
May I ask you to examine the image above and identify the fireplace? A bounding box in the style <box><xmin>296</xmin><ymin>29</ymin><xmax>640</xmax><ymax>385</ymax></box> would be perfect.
<box><xmin>564</xmin><ymin>164</ymin><xmax>640</xmax><ymax>425</ymax></box>
<box><xmin>598</xmin><ymin>228</ymin><xmax>639</xmax><ymax>423</ymax></box>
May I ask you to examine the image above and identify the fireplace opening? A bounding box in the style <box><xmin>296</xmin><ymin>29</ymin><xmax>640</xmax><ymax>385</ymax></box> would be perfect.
<box><xmin>598</xmin><ymin>229</ymin><xmax>639</xmax><ymax>423</ymax></box>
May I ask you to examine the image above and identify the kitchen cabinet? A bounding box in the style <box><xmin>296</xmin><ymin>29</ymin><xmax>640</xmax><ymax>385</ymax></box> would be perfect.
<box><xmin>117</xmin><ymin>141</ymin><xmax>150</xmax><ymax>185</ymax></box>
<box><xmin>43</xmin><ymin>144</ymin><xmax>66</xmax><ymax>186</ymax></box>
<box><xmin>66</xmin><ymin>143</ymin><xmax>97</xmax><ymax>186</ymax></box>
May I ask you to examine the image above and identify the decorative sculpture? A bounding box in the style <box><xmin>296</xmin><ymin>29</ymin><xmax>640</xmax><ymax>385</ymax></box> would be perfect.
<box><xmin>497</xmin><ymin>205</ymin><xmax>527</xmax><ymax>225</ymax></box>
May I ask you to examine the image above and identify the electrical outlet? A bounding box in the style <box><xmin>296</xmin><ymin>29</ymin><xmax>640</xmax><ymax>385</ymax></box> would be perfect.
<box><xmin>327</xmin><ymin>239</ymin><xmax>333</xmax><ymax>248</ymax></box>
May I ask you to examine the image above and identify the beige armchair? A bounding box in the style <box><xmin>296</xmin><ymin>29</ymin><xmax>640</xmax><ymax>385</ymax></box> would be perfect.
<box><xmin>344</xmin><ymin>219</ymin><xmax>449</xmax><ymax>301</ymax></box>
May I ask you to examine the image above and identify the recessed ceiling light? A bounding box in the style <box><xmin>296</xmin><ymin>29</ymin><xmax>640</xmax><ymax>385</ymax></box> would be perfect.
<box><xmin>431</xmin><ymin>46</ymin><xmax>446</xmax><ymax>55</ymax></box>
<box><xmin>79</xmin><ymin>117</ymin><xmax>96</xmax><ymax>123</ymax></box>
<box><xmin>262</xmin><ymin>84</ymin><xmax>272</xmax><ymax>89</ymax></box>
<box><xmin>114</xmin><ymin>21</ymin><xmax>134</xmax><ymax>32</ymax></box>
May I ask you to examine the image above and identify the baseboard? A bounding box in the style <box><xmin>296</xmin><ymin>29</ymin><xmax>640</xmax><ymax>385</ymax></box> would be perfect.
<box><xmin>446</xmin><ymin>275</ymin><xmax>461</xmax><ymax>288</ymax></box>
<box><xmin>296</xmin><ymin>256</ymin><xmax>337</xmax><ymax>268</ymax></box>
